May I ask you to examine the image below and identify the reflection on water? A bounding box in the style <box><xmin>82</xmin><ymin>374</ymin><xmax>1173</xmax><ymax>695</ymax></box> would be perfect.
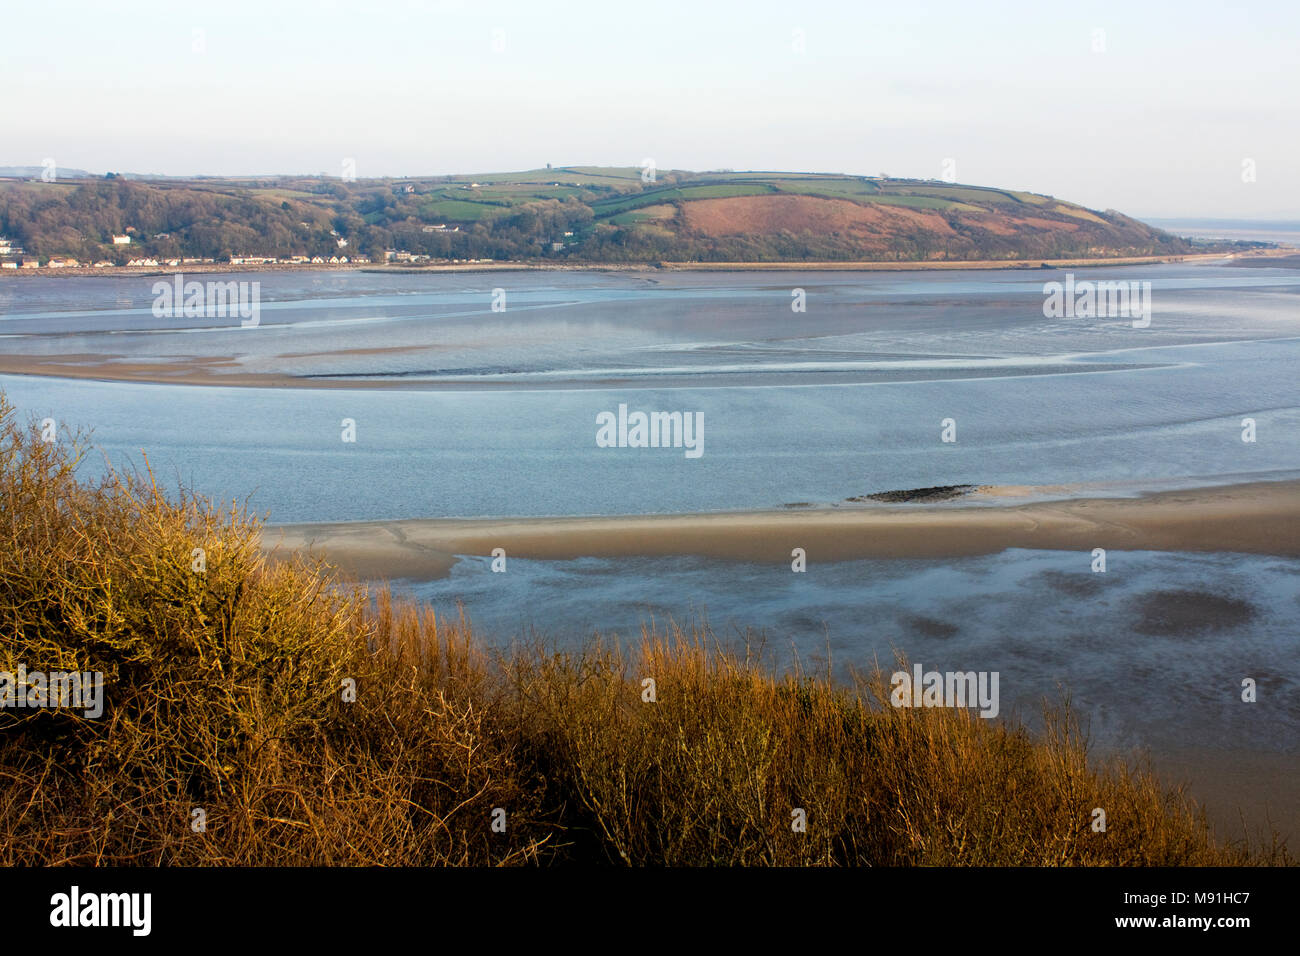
<box><xmin>3</xmin><ymin>261</ymin><xmax>1299</xmax><ymax>521</ymax></box>
<box><xmin>403</xmin><ymin>549</ymin><xmax>1300</xmax><ymax>755</ymax></box>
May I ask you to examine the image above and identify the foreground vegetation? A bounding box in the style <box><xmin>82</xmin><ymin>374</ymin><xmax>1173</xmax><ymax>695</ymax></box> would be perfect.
<box><xmin>0</xmin><ymin>166</ymin><xmax>1201</xmax><ymax>266</ymax></box>
<box><xmin>0</xmin><ymin>395</ymin><xmax>1287</xmax><ymax>866</ymax></box>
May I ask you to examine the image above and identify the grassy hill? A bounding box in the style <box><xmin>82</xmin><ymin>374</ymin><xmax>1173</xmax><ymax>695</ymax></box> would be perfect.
<box><xmin>0</xmin><ymin>166</ymin><xmax>1197</xmax><ymax>265</ymax></box>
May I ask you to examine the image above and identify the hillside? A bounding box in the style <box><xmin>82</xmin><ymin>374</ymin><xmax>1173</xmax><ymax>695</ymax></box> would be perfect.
<box><xmin>0</xmin><ymin>166</ymin><xmax>1197</xmax><ymax>266</ymax></box>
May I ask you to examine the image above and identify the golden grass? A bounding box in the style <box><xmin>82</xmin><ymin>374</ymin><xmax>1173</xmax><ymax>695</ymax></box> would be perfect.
<box><xmin>0</xmin><ymin>394</ymin><xmax>1289</xmax><ymax>866</ymax></box>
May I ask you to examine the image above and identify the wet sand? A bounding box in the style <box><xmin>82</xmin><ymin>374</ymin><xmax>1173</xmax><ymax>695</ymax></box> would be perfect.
<box><xmin>264</xmin><ymin>478</ymin><xmax>1300</xmax><ymax>582</ymax></box>
<box><xmin>1146</xmin><ymin>749</ymin><xmax>1300</xmax><ymax>845</ymax></box>
<box><xmin>264</xmin><ymin>478</ymin><xmax>1300</xmax><ymax>843</ymax></box>
<box><xmin>0</xmin><ymin>350</ymin><xmax>433</xmax><ymax>389</ymax></box>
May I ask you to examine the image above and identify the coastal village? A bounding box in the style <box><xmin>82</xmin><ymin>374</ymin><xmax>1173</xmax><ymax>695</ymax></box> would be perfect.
<box><xmin>0</xmin><ymin>231</ymin><xmax>385</xmax><ymax>270</ymax></box>
<box><xmin>0</xmin><ymin>234</ymin><xmax>506</xmax><ymax>271</ymax></box>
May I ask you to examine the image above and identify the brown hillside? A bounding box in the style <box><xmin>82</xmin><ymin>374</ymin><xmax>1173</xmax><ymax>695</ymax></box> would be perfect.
<box><xmin>683</xmin><ymin>194</ymin><xmax>956</xmax><ymax>239</ymax></box>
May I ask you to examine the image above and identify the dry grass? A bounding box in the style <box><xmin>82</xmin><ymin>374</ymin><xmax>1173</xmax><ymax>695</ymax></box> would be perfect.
<box><xmin>0</xmin><ymin>394</ymin><xmax>1289</xmax><ymax>866</ymax></box>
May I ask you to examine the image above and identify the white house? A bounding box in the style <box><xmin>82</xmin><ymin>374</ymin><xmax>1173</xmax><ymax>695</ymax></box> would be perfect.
<box><xmin>112</xmin><ymin>235</ymin><xmax>131</xmax><ymax>245</ymax></box>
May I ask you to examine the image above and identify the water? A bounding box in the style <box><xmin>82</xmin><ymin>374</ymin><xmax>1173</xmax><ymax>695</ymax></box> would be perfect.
<box><xmin>2</xmin><ymin>263</ymin><xmax>1299</xmax><ymax>521</ymax></box>
<box><xmin>1142</xmin><ymin>218</ymin><xmax>1300</xmax><ymax>246</ymax></box>
<box><xmin>2</xmin><ymin>262</ymin><xmax>1298</xmax><ymax>772</ymax></box>
<box><xmin>412</xmin><ymin>548</ymin><xmax>1300</xmax><ymax>754</ymax></box>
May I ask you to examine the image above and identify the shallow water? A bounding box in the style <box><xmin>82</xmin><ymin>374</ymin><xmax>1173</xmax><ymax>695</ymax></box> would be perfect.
<box><xmin>2</xmin><ymin>263</ymin><xmax>1297</xmax><ymax>767</ymax></box>
<box><xmin>1</xmin><ymin>261</ymin><xmax>1299</xmax><ymax>522</ymax></box>
<box><xmin>403</xmin><ymin>548</ymin><xmax>1300</xmax><ymax>756</ymax></box>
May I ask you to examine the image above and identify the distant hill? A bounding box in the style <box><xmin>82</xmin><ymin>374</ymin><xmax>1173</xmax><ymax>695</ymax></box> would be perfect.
<box><xmin>0</xmin><ymin>166</ymin><xmax>98</xmax><ymax>180</ymax></box>
<box><xmin>0</xmin><ymin>167</ymin><xmax>178</xmax><ymax>181</ymax></box>
<box><xmin>0</xmin><ymin>166</ymin><xmax>1204</xmax><ymax>265</ymax></box>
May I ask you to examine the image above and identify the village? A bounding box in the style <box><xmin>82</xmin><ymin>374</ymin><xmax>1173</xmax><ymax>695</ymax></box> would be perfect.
<box><xmin>0</xmin><ymin>232</ymin><xmax>501</xmax><ymax>271</ymax></box>
<box><xmin>0</xmin><ymin>233</ymin><xmax>376</xmax><ymax>270</ymax></box>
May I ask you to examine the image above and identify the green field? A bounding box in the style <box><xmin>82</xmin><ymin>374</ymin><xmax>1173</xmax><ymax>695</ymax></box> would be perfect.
<box><xmin>867</xmin><ymin>194</ymin><xmax>982</xmax><ymax>212</ymax></box>
<box><xmin>441</xmin><ymin>166</ymin><xmax>646</xmax><ymax>187</ymax></box>
<box><xmin>418</xmin><ymin>199</ymin><xmax>508</xmax><ymax>221</ymax></box>
<box><xmin>879</xmin><ymin>183</ymin><xmax>1024</xmax><ymax>204</ymax></box>
<box><xmin>770</xmin><ymin>179</ymin><xmax>883</xmax><ymax>199</ymax></box>
<box><xmin>593</xmin><ymin>182</ymin><xmax>778</xmax><ymax>218</ymax></box>
<box><xmin>471</xmin><ymin>184</ymin><xmax>589</xmax><ymax>200</ymax></box>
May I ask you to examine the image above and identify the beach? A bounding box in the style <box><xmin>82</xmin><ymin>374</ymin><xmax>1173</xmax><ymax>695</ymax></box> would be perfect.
<box><xmin>265</xmin><ymin>479</ymin><xmax>1300</xmax><ymax>581</ymax></box>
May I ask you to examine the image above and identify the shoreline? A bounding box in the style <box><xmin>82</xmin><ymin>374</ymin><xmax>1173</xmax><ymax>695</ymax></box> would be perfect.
<box><xmin>264</xmin><ymin>477</ymin><xmax>1300</xmax><ymax>842</ymax></box>
<box><xmin>0</xmin><ymin>250</ymin><xmax>1291</xmax><ymax>391</ymax></box>
<box><xmin>0</xmin><ymin>249</ymin><xmax>1274</xmax><ymax>280</ymax></box>
<box><xmin>263</xmin><ymin>478</ymin><xmax>1300</xmax><ymax>582</ymax></box>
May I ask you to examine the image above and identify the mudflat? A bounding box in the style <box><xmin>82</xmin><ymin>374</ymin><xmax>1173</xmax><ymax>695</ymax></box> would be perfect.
<box><xmin>264</xmin><ymin>478</ymin><xmax>1300</xmax><ymax>582</ymax></box>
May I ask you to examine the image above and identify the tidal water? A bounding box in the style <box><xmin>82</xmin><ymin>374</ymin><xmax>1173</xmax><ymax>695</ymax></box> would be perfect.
<box><xmin>411</xmin><ymin>548</ymin><xmax>1300</xmax><ymax>754</ymax></box>
<box><xmin>2</xmin><ymin>263</ymin><xmax>1297</xmax><ymax>768</ymax></box>
<box><xmin>1</xmin><ymin>262</ymin><xmax>1298</xmax><ymax>522</ymax></box>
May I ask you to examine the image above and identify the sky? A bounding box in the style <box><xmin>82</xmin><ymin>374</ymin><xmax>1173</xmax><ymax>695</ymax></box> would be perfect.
<box><xmin>3</xmin><ymin>0</ymin><xmax>1297</xmax><ymax>218</ymax></box>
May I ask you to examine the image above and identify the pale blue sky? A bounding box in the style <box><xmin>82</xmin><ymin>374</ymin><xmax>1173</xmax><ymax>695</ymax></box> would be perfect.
<box><xmin>4</xmin><ymin>0</ymin><xmax>1297</xmax><ymax>217</ymax></box>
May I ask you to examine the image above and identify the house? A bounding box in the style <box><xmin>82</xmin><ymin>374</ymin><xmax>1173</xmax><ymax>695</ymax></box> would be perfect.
<box><xmin>47</xmin><ymin>257</ymin><xmax>80</xmax><ymax>268</ymax></box>
<box><xmin>20</xmin><ymin>260</ymin><xmax>41</xmax><ymax>269</ymax></box>
<box><xmin>1</xmin><ymin>262</ymin><xmax>17</xmax><ymax>269</ymax></box>
<box><xmin>112</xmin><ymin>235</ymin><xmax>131</xmax><ymax>245</ymax></box>
<box><xmin>126</xmin><ymin>258</ymin><xmax>159</xmax><ymax>267</ymax></box>
<box><xmin>93</xmin><ymin>261</ymin><xmax>115</xmax><ymax>268</ymax></box>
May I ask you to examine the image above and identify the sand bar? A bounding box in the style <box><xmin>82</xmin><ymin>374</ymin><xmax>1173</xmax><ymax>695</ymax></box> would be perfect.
<box><xmin>264</xmin><ymin>479</ymin><xmax>1300</xmax><ymax>581</ymax></box>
